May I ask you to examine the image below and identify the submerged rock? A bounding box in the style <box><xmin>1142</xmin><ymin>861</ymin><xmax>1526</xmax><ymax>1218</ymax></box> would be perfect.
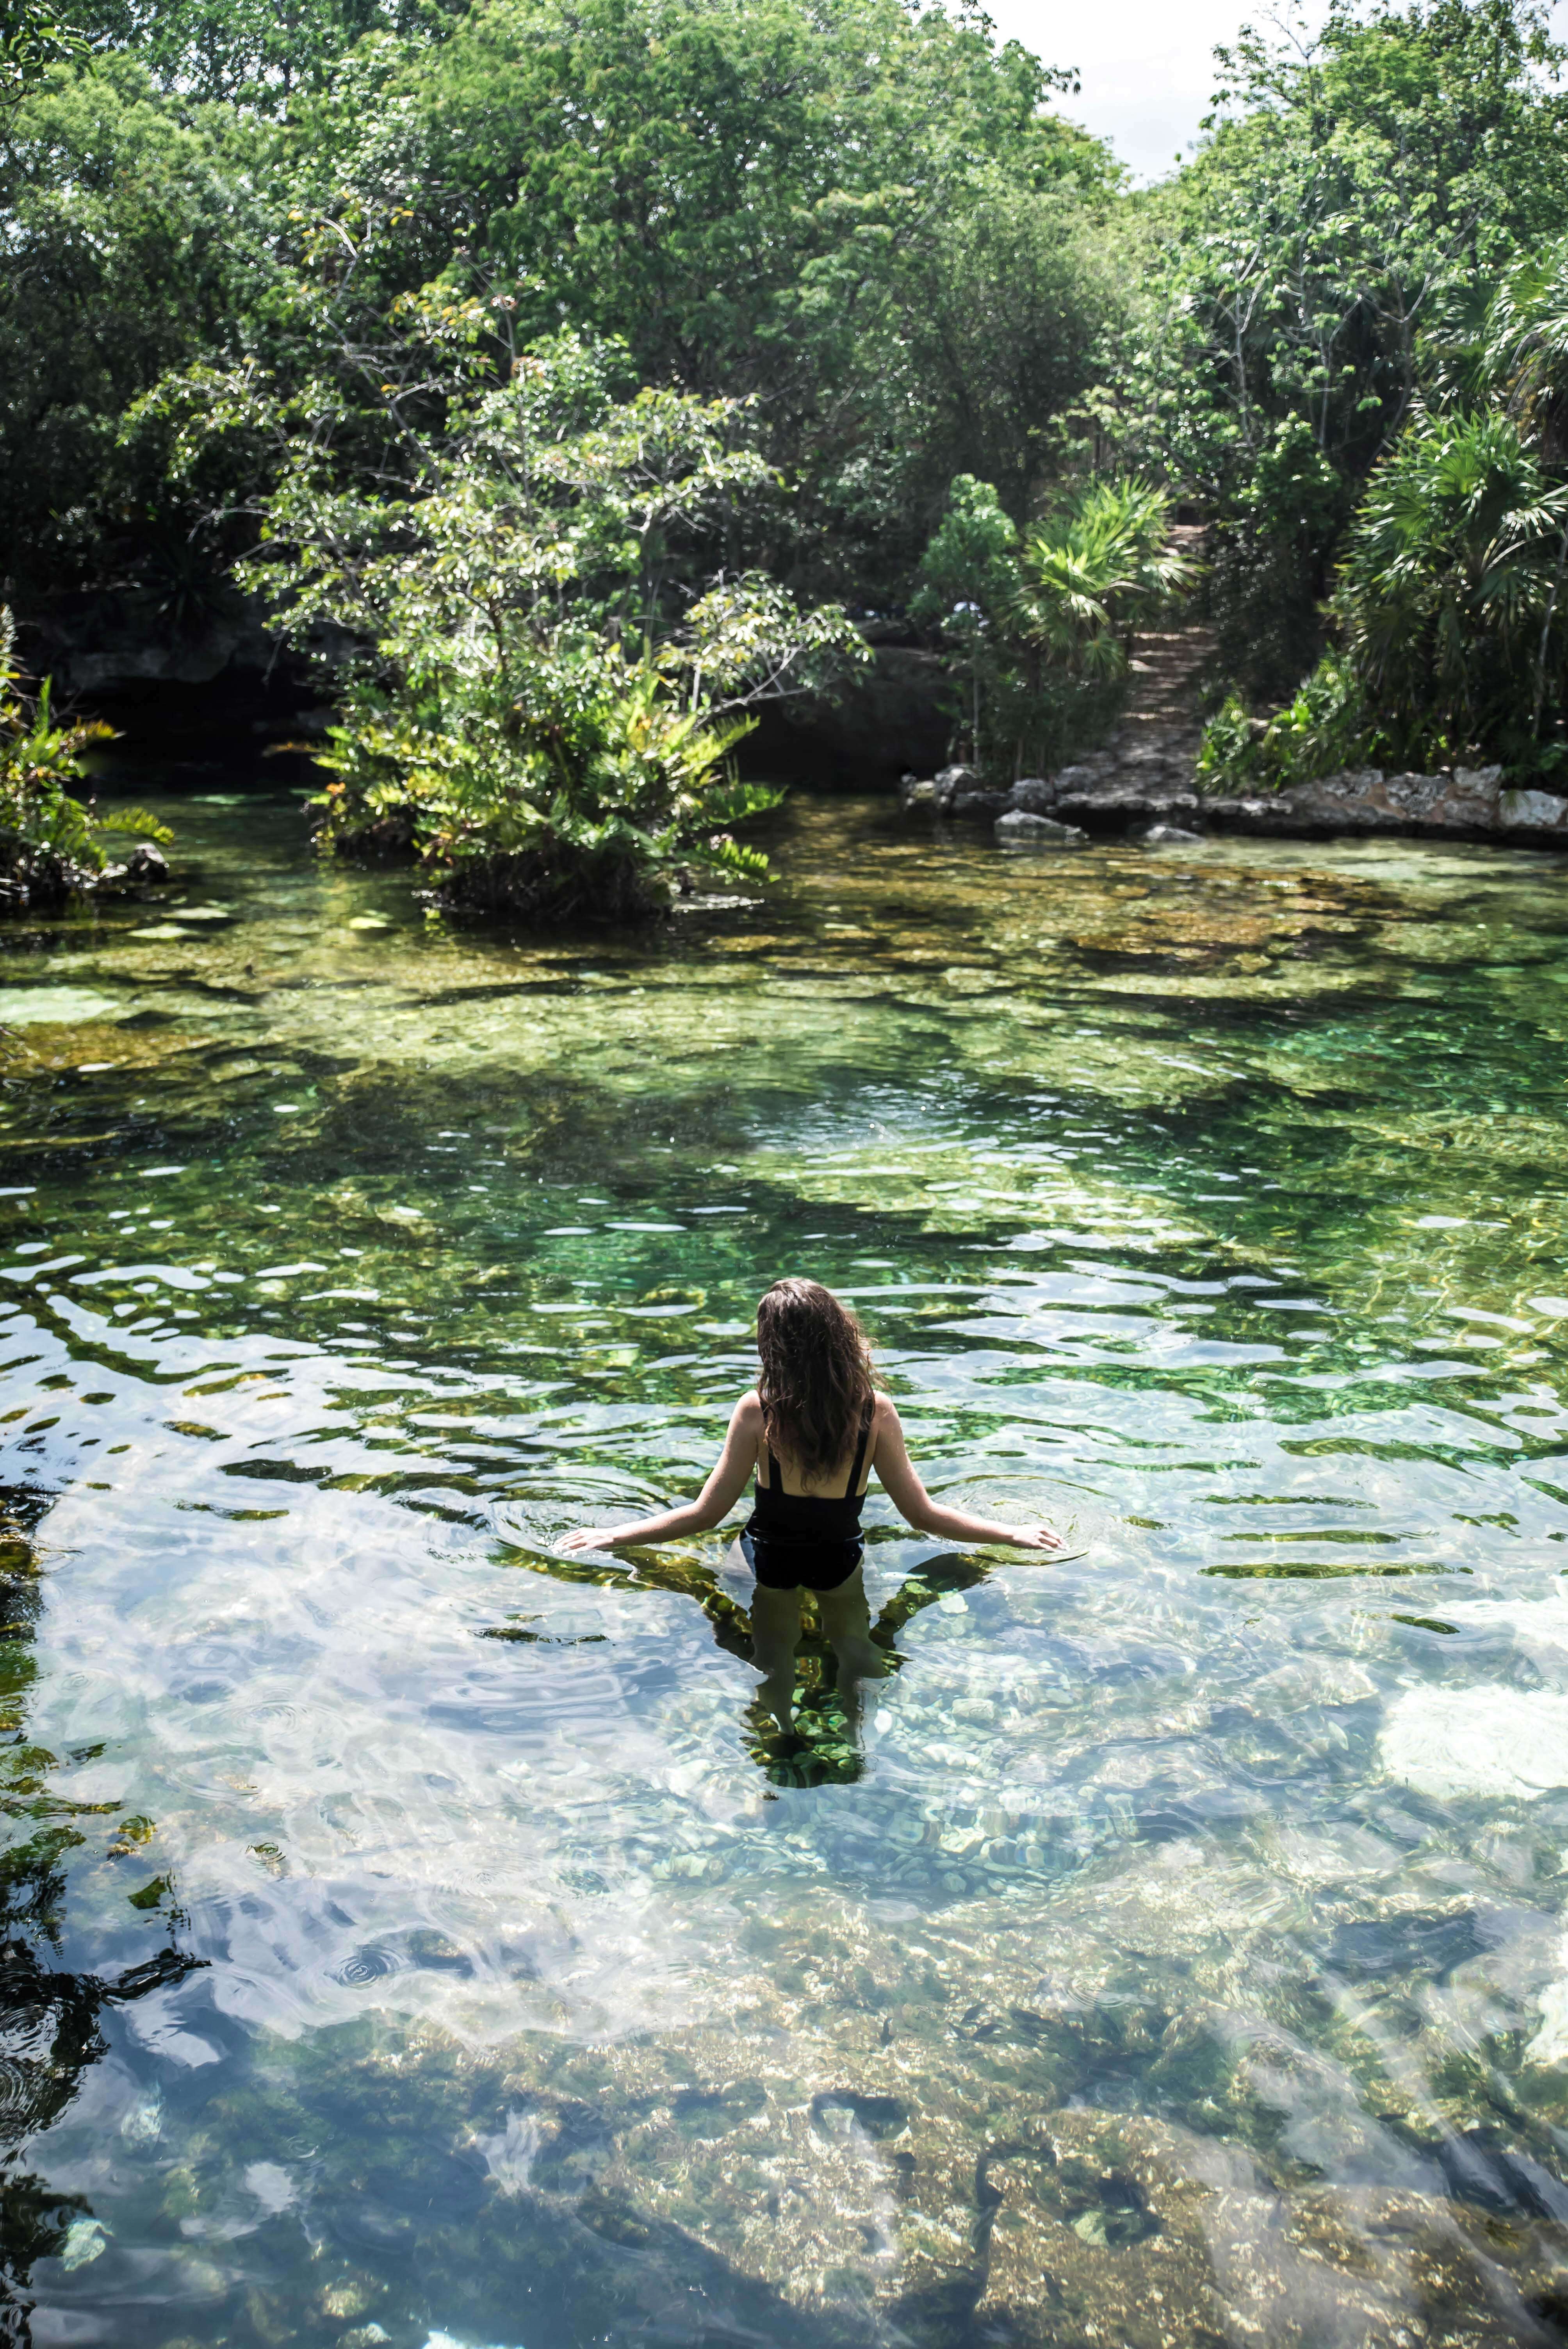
<box><xmin>900</xmin><ymin>771</ymin><xmax>1062</xmax><ymax>822</ymax></box>
<box><xmin>1143</xmin><ymin>823</ymin><xmax>1203</xmax><ymax>845</ymax></box>
<box><xmin>1381</xmin><ymin>1685</ymin><xmax>1568</xmax><ymax>1801</ymax></box>
<box><xmin>996</xmin><ymin>810</ymin><xmax>1087</xmax><ymax>848</ymax></box>
<box><xmin>1056</xmin><ymin>791</ymin><xmax>1201</xmax><ymax>833</ymax></box>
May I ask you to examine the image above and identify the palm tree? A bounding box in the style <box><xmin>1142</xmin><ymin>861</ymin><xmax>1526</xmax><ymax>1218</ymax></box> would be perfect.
<box><xmin>1485</xmin><ymin>241</ymin><xmax>1568</xmax><ymax>738</ymax></box>
<box><xmin>1012</xmin><ymin>479</ymin><xmax>1198</xmax><ymax>679</ymax></box>
<box><xmin>1337</xmin><ymin>406</ymin><xmax>1568</xmax><ymax>761</ymax></box>
<box><xmin>1473</xmin><ymin>237</ymin><xmax>1568</xmax><ymax>462</ymax></box>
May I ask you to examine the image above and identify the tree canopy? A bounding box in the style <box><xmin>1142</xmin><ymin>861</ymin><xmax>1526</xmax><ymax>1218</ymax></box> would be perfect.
<box><xmin>2</xmin><ymin>0</ymin><xmax>1567</xmax><ymax>912</ymax></box>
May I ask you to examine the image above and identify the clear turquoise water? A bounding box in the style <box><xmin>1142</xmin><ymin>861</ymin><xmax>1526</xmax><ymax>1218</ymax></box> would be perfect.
<box><xmin>4</xmin><ymin>792</ymin><xmax>1568</xmax><ymax>2344</ymax></box>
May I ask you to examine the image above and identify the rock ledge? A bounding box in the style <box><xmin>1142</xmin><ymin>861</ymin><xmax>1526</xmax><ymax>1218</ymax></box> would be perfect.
<box><xmin>900</xmin><ymin>758</ymin><xmax>1568</xmax><ymax>848</ymax></box>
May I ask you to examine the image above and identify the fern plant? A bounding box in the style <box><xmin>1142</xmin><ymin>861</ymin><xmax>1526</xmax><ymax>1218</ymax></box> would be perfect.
<box><xmin>0</xmin><ymin>609</ymin><xmax>169</xmax><ymax>907</ymax></box>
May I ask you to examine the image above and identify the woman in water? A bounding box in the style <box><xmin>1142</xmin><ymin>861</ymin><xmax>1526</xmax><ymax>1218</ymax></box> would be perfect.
<box><xmin>562</xmin><ymin>1277</ymin><xmax>1059</xmax><ymax>1732</ymax></box>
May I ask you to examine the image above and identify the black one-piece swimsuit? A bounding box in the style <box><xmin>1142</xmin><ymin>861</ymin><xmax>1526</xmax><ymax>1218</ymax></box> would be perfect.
<box><xmin>741</xmin><ymin>1406</ymin><xmax>873</xmax><ymax>1593</ymax></box>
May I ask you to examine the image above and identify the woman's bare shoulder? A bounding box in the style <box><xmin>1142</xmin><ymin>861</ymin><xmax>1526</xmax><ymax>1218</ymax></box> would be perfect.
<box><xmin>872</xmin><ymin>1392</ymin><xmax>902</xmax><ymax>1433</ymax></box>
<box><xmin>733</xmin><ymin>1388</ymin><xmax>764</xmax><ymax>1429</ymax></box>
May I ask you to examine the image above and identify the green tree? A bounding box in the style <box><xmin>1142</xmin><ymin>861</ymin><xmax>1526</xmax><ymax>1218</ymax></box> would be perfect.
<box><xmin>1124</xmin><ymin>0</ymin><xmax>1568</xmax><ymax>695</ymax></box>
<box><xmin>392</xmin><ymin>0</ymin><xmax>1121</xmax><ymax>588</ymax></box>
<box><xmin>0</xmin><ymin>0</ymin><xmax>1125</xmax><ymax>625</ymax></box>
<box><xmin>62</xmin><ymin>0</ymin><xmax>447</xmax><ymax>105</ymax></box>
<box><xmin>1464</xmin><ymin>235</ymin><xmax>1568</xmax><ymax>459</ymax></box>
<box><xmin>147</xmin><ymin>311</ymin><xmax>865</xmax><ymax>917</ymax></box>
<box><xmin>1197</xmin><ymin>235</ymin><xmax>1568</xmax><ymax>790</ymax></box>
<box><xmin>2</xmin><ymin>0</ymin><xmax>87</xmax><ymax>124</ymax></box>
<box><xmin>909</xmin><ymin>474</ymin><xmax>1019</xmax><ymax>766</ymax></box>
<box><xmin>1336</xmin><ymin>406</ymin><xmax>1568</xmax><ymax>768</ymax></box>
<box><xmin>0</xmin><ymin>57</ymin><xmax>287</xmax><ymax>600</ymax></box>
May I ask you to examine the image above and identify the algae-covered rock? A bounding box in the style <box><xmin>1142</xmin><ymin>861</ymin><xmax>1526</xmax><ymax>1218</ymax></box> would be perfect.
<box><xmin>995</xmin><ymin>811</ymin><xmax>1087</xmax><ymax>848</ymax></box>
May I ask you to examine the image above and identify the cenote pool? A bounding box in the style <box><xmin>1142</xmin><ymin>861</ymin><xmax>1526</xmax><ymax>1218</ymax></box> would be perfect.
<box><xmin>5</xmin><ymin>788</ymin><xmax>1568</xmax><ymax>2347</ymax></box>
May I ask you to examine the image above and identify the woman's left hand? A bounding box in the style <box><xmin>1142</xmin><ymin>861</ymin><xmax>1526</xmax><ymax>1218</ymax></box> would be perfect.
<box><xmin>559</xmin><ymin>1527</ymin><xmax>631</xmax><ymax>1553</ymax></box>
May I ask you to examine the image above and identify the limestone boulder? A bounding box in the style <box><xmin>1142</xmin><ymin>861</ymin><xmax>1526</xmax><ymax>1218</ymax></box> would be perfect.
<box><xmin>933</xmin><ymin>763</ymin><xmax>978</xmax><ymax>811</ymax></box>
<box><xmin>996</xmin><ymin>810</ymin><xmax>1088</xmax><ymax>848</ymax></box>
<box><xmin>1009</xmin><ymin>776</ymin><xmax>1058</xmax><ymax>814</ymax></box>
<box><xmin>1500</xmin><ymin>786</ymin><xmax>1568</xmax><ymax>832</ymax></box>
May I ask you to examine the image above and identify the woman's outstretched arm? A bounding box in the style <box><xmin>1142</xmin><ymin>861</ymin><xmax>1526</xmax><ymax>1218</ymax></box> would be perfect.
<box><xmin>871</xmin><ymin>1397</ymin><xmax>1060</xmax><ymax>1551</ymax></box>
<box><xmin>559</xmin><ymin>1392</ymin><xmax>761</xmax><ymax>1553</ymax></box>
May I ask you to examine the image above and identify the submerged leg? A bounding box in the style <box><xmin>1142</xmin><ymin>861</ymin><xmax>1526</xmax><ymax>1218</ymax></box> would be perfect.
<box><xmin>817</xmin><ymin>1568</ymin><xmax>882</xmax><ymax>1731</ymax></box>
<box><xmin>750</xmin><ymin>1583</ymin><xmax>803</xmax><ymax>1733</ymax></box>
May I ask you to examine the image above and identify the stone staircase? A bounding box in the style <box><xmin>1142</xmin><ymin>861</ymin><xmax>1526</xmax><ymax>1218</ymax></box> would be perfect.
<box><xmin>1051</xmin><ymin>614</ymin><xmax>1217</xmax><ymax>803</ymax></box>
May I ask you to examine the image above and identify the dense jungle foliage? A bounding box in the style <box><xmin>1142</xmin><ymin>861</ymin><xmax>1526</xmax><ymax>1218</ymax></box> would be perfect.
<box><xmin>0</xmin><ymin>607</ymin><xmax>169</xmax><ymax>905</ymax></box>
<box><xmin>2</xmin><ymin>0</ymin><xmax>1567</xmax><ymax>908</ymax></box>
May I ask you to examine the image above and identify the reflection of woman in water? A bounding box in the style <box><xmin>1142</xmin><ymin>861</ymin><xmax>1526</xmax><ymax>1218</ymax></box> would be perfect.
<box><xmin>562</xmin><ymin>1277</ymin><xmax>1059</xmax><ymax>1736</ymax></box>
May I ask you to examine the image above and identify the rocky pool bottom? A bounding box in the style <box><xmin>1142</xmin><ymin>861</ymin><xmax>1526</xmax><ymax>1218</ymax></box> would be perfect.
<box><xmin>3</xmin><ymin>790</ymin><xmax>1568</xmax><ymax>2346</ymax></box>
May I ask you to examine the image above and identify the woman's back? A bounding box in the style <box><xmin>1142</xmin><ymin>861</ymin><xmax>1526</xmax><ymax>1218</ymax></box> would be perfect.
<box><xmin>756</xmin><ymin>1399</ymin><xmax>875</xmax><ymax>1501</ymax></box>
<box><xmin>748</xmin><ymin>1393</ymin><xmax>874</xmax><ymax>1578</ymax></box>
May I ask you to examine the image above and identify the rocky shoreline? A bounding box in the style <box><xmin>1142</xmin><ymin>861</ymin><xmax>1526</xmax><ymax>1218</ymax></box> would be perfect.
<box><xmin>901</xmin><ymin>760</ymin><xmax>1568</xmax><ymax>850</ymax></box>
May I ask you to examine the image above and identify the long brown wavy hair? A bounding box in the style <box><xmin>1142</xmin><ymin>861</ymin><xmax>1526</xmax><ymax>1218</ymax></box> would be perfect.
<box><xmin>755</xmin><ymin>1278</ymin><xmax>876</xmax><ymax>1476</ymax></box>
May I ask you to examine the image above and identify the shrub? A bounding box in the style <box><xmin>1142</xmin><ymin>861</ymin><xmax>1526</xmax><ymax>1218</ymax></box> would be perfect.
<box><xmin>1195</xmin><ymin>656</ymin><xmax>1369</xmax><ymax>795</ymax></box>
<box><xmin>1198</xmin><ymin>294</ymin><xmax>1568</xmax><ymax>794</ymax></box>
<box><xmin>912</xmin><ymin>473</ymin><xmax>1195</xmax><ymax>778</ymax></box>
<box><xmin>316</xmin><ymin>652</ymin><xmax>774</xmax><ymax>923</ymax></box>
<box><xmin>1336</xmin><ymin>404</ymin><xmax>1568</xmax><ymax>773</ymax></box>
<box><xmin>161</xmin><ymin>316</ymin><xmax>868</xmax><ymax>919</ymax></box>
<box><xmin>0</xmin><ymin>609</ymin><xmax>170</xmax><ymax>909</ymax></box>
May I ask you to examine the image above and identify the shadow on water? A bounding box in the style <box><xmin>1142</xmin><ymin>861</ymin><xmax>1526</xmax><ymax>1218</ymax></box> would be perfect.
<box><xmin>486</xmin><ymin>1542</ymin><xmax>1016</xmax><ymax>1791</ymax></box>
<box><xmin>0</xmin><ymin>1485</ymin><xmax>205</xmax><ymax>2344</ymax></box>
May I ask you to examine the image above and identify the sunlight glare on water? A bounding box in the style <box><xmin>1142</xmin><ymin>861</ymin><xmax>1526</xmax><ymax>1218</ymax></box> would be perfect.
<box><xmin>3</xmin><ymin>791</ymin><xmax>1568</xmax><ymax>2345</ymax></box>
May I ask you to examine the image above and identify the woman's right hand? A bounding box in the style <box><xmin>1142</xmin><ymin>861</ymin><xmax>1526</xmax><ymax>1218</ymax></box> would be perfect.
<box><xmin>1008</xmin><ymin>1524</ymin><xmax>1062</xmax><ymax>1551</ymax></box>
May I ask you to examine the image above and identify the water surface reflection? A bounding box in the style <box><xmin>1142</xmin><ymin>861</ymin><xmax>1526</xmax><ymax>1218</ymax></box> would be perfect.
<box><xmin>0</xmin><ymin>797</ymin><xmax>1567</xmax><ymax>2342</ymax></box>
